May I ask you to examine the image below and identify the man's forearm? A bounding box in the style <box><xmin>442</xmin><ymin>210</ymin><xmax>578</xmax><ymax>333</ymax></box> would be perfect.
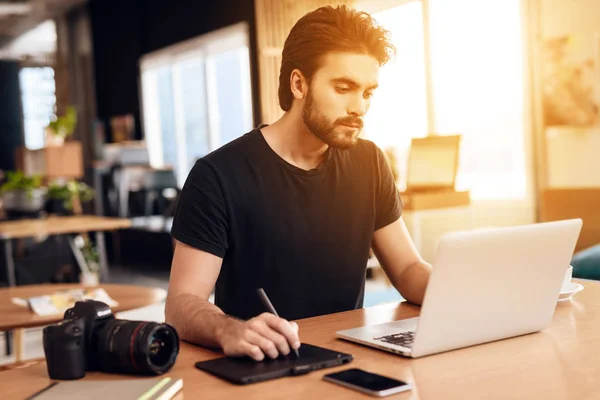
<box><xmin>394</xmin><ymin>260</ymin><xmax>431</xmax><ymax>305</ymax></box>
<box><xmin>165</xmin><ymin>293</ymin><xmax>236</xmax><ymax>348</ymax></box>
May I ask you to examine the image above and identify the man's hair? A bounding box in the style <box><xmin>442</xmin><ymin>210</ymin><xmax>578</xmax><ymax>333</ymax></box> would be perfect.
<box><xmin>278</xmin><ymin>5</ymin><xmax>395</xmax><ymax>111</ymax></box>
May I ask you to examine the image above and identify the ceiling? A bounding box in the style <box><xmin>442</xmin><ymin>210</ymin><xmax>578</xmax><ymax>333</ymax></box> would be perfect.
<box><xmin>0</xmin><ymin>0</ymin><xmax>87</xmax><ymax>60</ymax></box>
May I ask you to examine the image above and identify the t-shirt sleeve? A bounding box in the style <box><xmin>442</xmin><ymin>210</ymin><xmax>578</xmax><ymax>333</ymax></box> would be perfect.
<box><xmin>374</xmin><ymin>145</ymin><xmax>403</xmax><ymax>231</ymax></box>
<box><xmin>170</xmin><ymin>159</ymin><xmax>228</xmax><ymax>258</ymax></box>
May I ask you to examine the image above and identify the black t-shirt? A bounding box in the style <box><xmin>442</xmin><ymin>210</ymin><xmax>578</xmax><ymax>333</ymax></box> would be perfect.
<box><xmin>171</xmin><ymin>128</ymin><xmax>402</xmax><ymax>321</ymax></box>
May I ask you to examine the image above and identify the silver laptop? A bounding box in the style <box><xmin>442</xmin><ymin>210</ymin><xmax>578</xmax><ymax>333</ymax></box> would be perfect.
<box><xmin>337</xmin><ymin>219</ymin><xmax>582</xmax><ymax>358</ymax></box>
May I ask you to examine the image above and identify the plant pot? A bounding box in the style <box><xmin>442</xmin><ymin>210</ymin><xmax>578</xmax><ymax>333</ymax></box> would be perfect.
<box><xmin>45</xmin><ymin>198</ymin><xmax>74</xmax><ymax>216</ymax></box>
<box><xmin>80</xmin><ymin>270</ymin><xmax>100</xmax><ymax>286</ymax></box>
<box><xmin>1</xmin><ymin>189</ymin><xmax>47</xmax><ymax>213</ymax></box>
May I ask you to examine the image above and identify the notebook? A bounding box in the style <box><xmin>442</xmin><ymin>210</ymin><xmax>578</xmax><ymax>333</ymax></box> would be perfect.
<box><xmin>27</xmin><ymin>377</ymin><xmax>183</xmax><ymax>400</ymax></box>
<box><xmin>11</xmin><ymin>288</ymin><xmax>119</xmax><ymax>316</ymax></box>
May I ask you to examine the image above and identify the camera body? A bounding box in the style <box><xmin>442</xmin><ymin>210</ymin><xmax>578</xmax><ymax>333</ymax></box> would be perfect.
<box><xmin>43</xmin><ymin>317</ymin><xmax>87</xmax><ymax>380</ymax></box>
<box><xmin>43</xmin><ymin>300</ymin><xmax>179</xmax><ymax>380</ymax></box>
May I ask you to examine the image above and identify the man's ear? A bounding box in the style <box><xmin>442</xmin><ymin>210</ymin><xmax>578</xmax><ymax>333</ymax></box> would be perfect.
<box><xmin>290</xmin><ymin>69</ymin><xmax>308</xmax><ymax>101</ymax></box>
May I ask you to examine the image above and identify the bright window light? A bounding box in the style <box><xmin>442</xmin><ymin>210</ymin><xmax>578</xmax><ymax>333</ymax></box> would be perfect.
<box><xmin>429</xmin><ymin>0</ymin><xmax>526</xmax><ymax>199</ymax></box>
<box><xmin>364</xmin><ymin>0</ymin><xmax>527</xmax><ymax>200</ymax></box>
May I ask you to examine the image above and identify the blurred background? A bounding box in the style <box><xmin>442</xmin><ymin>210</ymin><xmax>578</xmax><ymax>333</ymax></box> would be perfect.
<box><xmin>1</xmin><ymin>0</ymin><xmax>599</xmax><ymax>363</ymax></box>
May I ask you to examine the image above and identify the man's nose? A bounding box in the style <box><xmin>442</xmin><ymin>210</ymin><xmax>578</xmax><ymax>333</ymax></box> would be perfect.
<box><xmin>347</xmin><ymin>96</ymin><xmax>367</xmax><ymax>117</ymax></box>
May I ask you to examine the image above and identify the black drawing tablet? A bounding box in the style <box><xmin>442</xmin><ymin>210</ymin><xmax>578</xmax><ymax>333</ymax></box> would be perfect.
<box><xmin>195</xmin><ymin>343</ymin><xmax>353</xmax><ymax>384</ymax></box>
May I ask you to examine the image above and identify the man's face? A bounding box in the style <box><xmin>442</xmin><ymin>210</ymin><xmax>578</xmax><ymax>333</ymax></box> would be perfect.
<box><xmin>302</xmin><ymin>52</ymin><xmax>380</xmax><ymax>150</ymax></box>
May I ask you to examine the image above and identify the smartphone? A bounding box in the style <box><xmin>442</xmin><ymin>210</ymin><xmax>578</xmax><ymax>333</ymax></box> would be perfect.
<box><xmin>323</xmin><ymin>368</ymin><xmax>412</xmax><ymax>397</ymax></box>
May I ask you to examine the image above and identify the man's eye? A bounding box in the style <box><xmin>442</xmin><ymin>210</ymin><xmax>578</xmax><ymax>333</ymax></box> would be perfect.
<box><xmin>336</xmin><ymin>87</ymin><xmax>350</xmax><ymax>93</ymax></box>
<box><xmin>364</xmin><ymin>92</ymin><xmax>374</xmax><ymax>99</ymax></box>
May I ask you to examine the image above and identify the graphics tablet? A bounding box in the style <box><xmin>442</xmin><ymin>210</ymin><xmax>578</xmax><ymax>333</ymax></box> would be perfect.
<box><xmin>195</xmin><ymin>343</ymin><xmax>353</xmax><ymax>384</ymax></box>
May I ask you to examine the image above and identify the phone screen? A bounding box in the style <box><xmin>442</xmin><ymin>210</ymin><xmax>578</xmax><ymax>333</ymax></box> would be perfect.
<box><xmin>324</xmin><ymin>368</ymin><xmax>410</xmax><ymax>392</ymax></box>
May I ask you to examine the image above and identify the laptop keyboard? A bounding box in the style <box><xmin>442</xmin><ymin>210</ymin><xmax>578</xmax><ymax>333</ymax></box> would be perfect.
<box><xmin>374</xmin><ymin>331</ymin><xmax>416</xmax><ymax>348</ymax></box>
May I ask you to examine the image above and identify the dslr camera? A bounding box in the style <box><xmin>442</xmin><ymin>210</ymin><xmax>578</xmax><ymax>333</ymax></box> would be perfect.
<box><xmin>43</xmin><ymin>300</ymin><xmax>179</xmax><ymax>380</ymax></box>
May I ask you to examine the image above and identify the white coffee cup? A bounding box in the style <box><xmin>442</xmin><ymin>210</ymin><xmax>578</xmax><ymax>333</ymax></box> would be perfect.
<box><xmin>561</xmin><ymin>265</ymin><xmax>573</xmax><ymax>292</ymax></box>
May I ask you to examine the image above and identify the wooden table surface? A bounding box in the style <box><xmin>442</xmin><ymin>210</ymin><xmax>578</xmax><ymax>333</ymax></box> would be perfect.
<box><xmin>0</xmin><ymin>216</ymin><xmax>131</xmax><ymax>239</ymax></box>
<box><xmin>0</xmin><ymin>284</ymin><xmax>167</xmax><ymax>331</ymax></box>
<box><xmin>2</xmin><ymin>279</ymin><xmax>599</xmax><ymax>399</ymax></box>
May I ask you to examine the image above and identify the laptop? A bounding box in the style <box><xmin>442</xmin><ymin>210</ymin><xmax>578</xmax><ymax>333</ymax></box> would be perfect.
<box><xmin>337</xmin><ymin>219</ymin><xmax>582</xmax><ymax>358</ymax></box>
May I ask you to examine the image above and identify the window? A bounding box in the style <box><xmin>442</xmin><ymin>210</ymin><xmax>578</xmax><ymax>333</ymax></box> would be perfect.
<box><xmin>140</xmin><ymin>23</ymin><xmax>254</xmax><ymax>186</ymax></box>
<box><xmin>362</xmin><ymin>0</ymin><xmax>527</xmax><ymax>200</ymax></box>
<box><xmin>19</xmin><ymin>67</ymin><xmax>56</xmax><ymax>150</ymax></box>
<box><xmin>363</xmin><ymin>2</ymin><xmax>428</xmax><ymax>190</ymax></box>
<box><xmin>429</xmin><ymin>0</ymin><xmax>526</xmax><ymax>199</ymax></box>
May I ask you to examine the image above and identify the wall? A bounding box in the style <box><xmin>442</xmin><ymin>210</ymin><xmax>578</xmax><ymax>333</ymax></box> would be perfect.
<box><xmin>540</xmin><ymin>0</ymin><xmax>600</xmax><ymax>37</ymax></box>
<box><xmin>88</xmin><ymin>0</ymin><xmax>260</xmax><ymax>141</ymax></box>
<box><xmin>537</xmin><ymin>0</ymin><xmax>600</xmax><ymax>188</ymax></box>
<box><xmin>546</xmin><ymin>127</ymin><xmax>600</xmax><ymax>187</ymax></box>
<box><xmin>529</xmin><ymin>0</ymin><xmax>600</xmax><ymax>251</ymax></box>
<box><xmin>53</xmin><ymin>7</ymin><xmax>99</xmax><ymax>168</ymax></box>
<box><xmin>89</xmin><ymin>0</ymin><xmax>146</xmax><ymax>140</ymax></box>
<box><xmin>0</xmin><ymin>60</ymin><xmax>24</xmax><ymax>172</ymax></box>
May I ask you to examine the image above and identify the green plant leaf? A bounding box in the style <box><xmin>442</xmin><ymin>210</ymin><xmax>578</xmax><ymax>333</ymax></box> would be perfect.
<box><xmin>46</xmin><ymin>179</ymin><xmax>95</xmax><ymax>210</ymax></box>
<box><xmin>0</xmin><ymin>171</ymin><xmax>43</xmax><ymax>196</ymax></box>
<box><xmin>46</xmin><ymin>106</ymin><xmax>78</xmax><ymax>138</ymax></box>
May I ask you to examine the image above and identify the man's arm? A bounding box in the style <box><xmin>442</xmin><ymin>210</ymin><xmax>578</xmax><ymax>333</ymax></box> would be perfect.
<box><xmin>165</xmin><ymin>240</ymin><xmax>300</xmax><ymax>361</ymax></box>
<box><xmin>371</xmin><ymin>217</ymin><xmax>431</xmax><ymax>305</ymax></box>
<box><xmin>165</xmin><ymin>240</ymin><xmax>230</xmax><ymax>348</ymax></box>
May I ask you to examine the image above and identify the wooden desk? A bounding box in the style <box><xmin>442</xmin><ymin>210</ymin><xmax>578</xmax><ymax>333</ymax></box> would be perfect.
<box><xmin>3</xmin><ymin>280</ymin><xmax>599</xmax><ymax>399</ymax></box>
<box><xmin>0</xmin><ymin>216</ymin><xmax>131</xmax><ymax>286</ymax></box>
<box><xmin>0</xmin><ymin>284</ymin><xmax>167</xmax><ymax>331</ymax></box>
<box><xmin>0</xmin><ymin>283</ymin><xmax>166</xmax><ymax>364</ymax></box>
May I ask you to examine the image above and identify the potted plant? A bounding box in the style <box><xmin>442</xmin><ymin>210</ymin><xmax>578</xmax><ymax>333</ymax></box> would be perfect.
<box><xmin>74</xmin><ymin>235</ymin><xmax>101</xmax><ymax>285</ymax></box>
<box><xmin>0</xmin><ymin>171</ymin><xmax>46</xmax><ymax>213</ymax></box>
<box><xmin>45</xmin><ymin>106</ymin><xmax>78</xmax><ymax>147</ymax></box>
<box><xmin>46</xmin><ymin>180</ymin><xmax>95</xmax><ymax>215</ymax></box>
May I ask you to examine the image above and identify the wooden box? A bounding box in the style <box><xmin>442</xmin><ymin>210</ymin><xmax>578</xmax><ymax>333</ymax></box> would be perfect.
<box><xmin>16</xmin><ymin>141</ymin><xmax>84</xmax><ymax>179</ymax></box>
<box><xmin>400</xmin><ymin>135</ymin><xmax>470</xmax><ymax>211</ymax></box>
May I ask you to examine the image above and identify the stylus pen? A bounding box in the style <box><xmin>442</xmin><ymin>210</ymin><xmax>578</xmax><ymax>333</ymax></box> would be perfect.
<box><xmin>257</xmin><ymin>288</ymin><xmax>300</xmax><ymax>358</ymax></box>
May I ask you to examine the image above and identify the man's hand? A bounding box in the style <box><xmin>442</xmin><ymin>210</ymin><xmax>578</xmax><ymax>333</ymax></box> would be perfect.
<box><xmin>217</xmin><ymin>313</ymin><xmax>300</xmax><ymax>361</ymax></box>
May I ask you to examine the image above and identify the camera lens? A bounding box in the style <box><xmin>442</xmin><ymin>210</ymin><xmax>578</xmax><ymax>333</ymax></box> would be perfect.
<box><xmin>94</xmin><ymin>320</ymin><xmax>179</xmax><ymax>375</ymax></box>
<box><xmin>148</xmin><ymin>328</ymin><xmax>174</xmax><ymax>367</ymax></box>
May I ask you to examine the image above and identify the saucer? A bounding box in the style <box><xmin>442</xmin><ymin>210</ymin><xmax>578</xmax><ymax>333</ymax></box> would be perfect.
<box><xmin>558</xmin><ymin>282</ymin><xmax>584</xmax><ymax>302</ymax></box>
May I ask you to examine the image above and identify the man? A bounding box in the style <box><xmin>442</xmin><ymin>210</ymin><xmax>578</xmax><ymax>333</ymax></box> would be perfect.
<box><xmin>166</xmin><ymin>5</ymin><xmax>431</xmax><ymax>362</ymax></box>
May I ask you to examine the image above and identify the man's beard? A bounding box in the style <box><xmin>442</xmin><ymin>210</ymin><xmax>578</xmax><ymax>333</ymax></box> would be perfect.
<box><xmin>302</xmin><ymin>92</ymin><xmax>363</xmax><ymax>150</ymax></box>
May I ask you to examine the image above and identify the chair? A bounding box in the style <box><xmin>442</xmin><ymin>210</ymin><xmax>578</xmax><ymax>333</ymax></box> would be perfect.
<box><xmin>572</xmin><ymin>244</ymin><xmax>600</xmax><ymax>281</ymax></box>
<box><xmin>115</xmin><ymin>165</ymin><xmax>150</xmax><ymax>217</ymax></box>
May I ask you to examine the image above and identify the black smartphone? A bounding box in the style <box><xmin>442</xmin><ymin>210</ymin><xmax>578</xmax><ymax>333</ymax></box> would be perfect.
<box><xmin>323</xmin><ymin>368</ymin><xmax>412</xmax><ymax>397</ymax></box>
